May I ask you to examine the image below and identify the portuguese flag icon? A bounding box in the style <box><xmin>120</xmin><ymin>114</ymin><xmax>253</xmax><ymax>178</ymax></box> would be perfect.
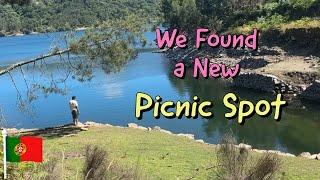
<box><xmin>6</xmin><ymin>136</ymin><xmax>43</xmax><ymax>162</ymax></box>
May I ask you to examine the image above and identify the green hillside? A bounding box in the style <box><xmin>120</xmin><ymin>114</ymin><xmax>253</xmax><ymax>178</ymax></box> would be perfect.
<box><xmin>0</xmin><ymin>0</ymin><xmax>160</xmax><ymax>35</ymax></box>
<box><xmin>161</xmin><ymin>0</ymin><xmax>320</xmax><ymax>32</ymax></box>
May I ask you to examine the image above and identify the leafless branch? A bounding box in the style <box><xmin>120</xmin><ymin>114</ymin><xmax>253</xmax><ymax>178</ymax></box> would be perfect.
<box><xmin>0</xmin><ymin>48</ymin><xmax>71</xmax><ymax>76</ymax></box>
<box><xmin>0</xmin><ymin>107</ymin><xmax>7</xmax><ymax>127</ymax></box>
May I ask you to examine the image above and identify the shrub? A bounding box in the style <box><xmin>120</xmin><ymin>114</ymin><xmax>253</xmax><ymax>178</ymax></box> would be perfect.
<box><xmin>289</xmin><ymin>0</ymin><xmax>316</xmax><ymax>9</ymax></box>
<box><xmin>213</xmin><ymin>132</ymin><xmax>282</xmax><ymax>180</ymax></box>
<box><xmin>247</xmin><ymin>153</ymin><xmax>282</xmax><ymax>180</ymax></box>
<box><xmin>83</xmin><ymin>145</ymin><xmax>107</xmax><ymax>180</ymax></box>
<box><xmin>83</xmin><ymin>145</ymin><xmax>146</xmax><ymax>180</ymax></box>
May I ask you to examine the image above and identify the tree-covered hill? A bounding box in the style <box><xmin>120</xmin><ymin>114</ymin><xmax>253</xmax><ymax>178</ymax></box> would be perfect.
<box><xmin>160</xmin><ymin>0</ymin><xmax>320</xmax><ymax>52</ymax></box>
<box><xmin>161</xmin><ymin>0</ymin><xmax>320</xmax><ymax>32</ymax></box>
<box><xmin>0</xmin><ymin>0</ymin><xmax>160</xmax><ymax>36</ymax></box>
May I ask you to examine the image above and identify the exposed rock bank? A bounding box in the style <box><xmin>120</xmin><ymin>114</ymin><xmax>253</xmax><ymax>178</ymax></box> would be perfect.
<box><xmin>232</xmin><ymin>72</ymin><xmax>291</xmax><ymax>93</ymax></box>
<box><xmin>301</xmin><ymin>80</ymin><xmax>320</xmax><ymax>101</ymax></box>
<box><xmin>165</xmin><ymin>45</ymin><xmax>320</xmax><ymax>102</ymax></box>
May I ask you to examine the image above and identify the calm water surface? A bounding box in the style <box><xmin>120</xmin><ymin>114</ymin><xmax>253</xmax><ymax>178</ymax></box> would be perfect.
<box><xmin>0</xmin><ymin>32</ymin><xmax>319</xmax><ymax>155</ymax></box>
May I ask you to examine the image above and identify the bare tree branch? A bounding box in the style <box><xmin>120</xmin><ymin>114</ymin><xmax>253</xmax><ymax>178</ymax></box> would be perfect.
<box><xmin>0</xmin><ymin>48</ymin><xmax>71</xmax><ymax>76</ymax></box>
<box><xmin>0</xmin><ymin>107</ymin><xmax>7</xmax><ymax>127</ymax></box>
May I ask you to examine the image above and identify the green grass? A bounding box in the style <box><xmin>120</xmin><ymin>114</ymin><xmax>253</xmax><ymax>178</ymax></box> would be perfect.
<box><xmin>3</xmin><ymin>126</ymin><xmax>320</xmax><ymax>179</ymax></box>
<box><xmin>233</xmin><ymin>17</ymin><xmax>320</xmax><ymax>34</ymax></box>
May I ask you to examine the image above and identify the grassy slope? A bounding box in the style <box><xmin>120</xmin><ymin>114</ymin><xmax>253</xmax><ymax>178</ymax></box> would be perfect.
<box><xmin>234</xmin><ymin>18</ymin><xmax>320</xmax><ymax>33</ymax></box>
<box><xmin>35</xmin><ymin>126</ymin><xmax>320</xmax><ymax>179</ymax></box>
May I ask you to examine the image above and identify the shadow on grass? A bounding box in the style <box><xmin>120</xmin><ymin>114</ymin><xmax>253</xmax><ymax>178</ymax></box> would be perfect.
<box><xmin>16</xmin><ymin>123</ymin><xmax>85</xmax><ymax>139</ymax></box>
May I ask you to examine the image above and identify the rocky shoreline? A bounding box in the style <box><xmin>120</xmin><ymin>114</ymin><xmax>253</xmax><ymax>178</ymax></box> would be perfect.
<box><xmin>4</xmin><ymin>121</ymin><xmax>320</xmax><ymax>161</ymax></box>
<box><xmin>123</xmin><ymin>122</ymin><xmax>320</xmax><ymax>160</ymax></box>
<box><xmin>164</xmin><ymin>45</ymin><xmax>320</xmax><ymax>103</ymax></box>
<box><xmin>0</xmin><ymin>27</ymin><xmax>87</xmax><ymax>38</ymax></box>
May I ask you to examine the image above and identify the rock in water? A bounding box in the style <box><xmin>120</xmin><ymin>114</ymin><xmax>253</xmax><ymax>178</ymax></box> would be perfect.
<box><xmin>301</xmin><ymin>80</ymin><xmax>320</xmax><ymax>102</ymax></box>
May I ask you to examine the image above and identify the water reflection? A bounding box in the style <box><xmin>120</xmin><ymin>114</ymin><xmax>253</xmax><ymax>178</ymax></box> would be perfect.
<box><xmin>103</xmin><ymin>82</ymin><xmax>124</xmax><ymax>99</ymax></box>
<box><xmin>166</xmin><ymin>69</ymin><xmax>320</xmax><ymax>154</ymax></box>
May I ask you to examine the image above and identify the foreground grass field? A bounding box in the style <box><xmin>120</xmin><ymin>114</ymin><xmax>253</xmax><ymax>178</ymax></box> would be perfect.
<box><xmin>3</xmin><ymin>125</ymin><xmax>320</xmax><ymax>179</ymax></box>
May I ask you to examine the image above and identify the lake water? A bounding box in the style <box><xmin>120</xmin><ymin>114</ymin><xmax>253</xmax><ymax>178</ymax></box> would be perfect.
<box><xmin>0</xmin><ymin>32</ymin><xmax>319</xmax><ymax>155</ymax></box>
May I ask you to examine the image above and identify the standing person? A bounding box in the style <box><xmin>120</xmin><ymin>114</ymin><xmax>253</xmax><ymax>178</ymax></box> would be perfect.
<box><xmin>69</xmin><ymin>96</ymin><xmax>80</xmax><ymax>126</ymax></box>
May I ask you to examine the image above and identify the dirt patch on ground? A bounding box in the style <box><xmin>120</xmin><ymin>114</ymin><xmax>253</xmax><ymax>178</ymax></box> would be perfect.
<box><xmin>211</xmin><ymin>46</ymin><xmax>320</xmax><ymax>87</ymax></box>
<box><xmin>255</xmin><ymin>55</ymin><xmax>320</xmax><ymax>86</ymax></box>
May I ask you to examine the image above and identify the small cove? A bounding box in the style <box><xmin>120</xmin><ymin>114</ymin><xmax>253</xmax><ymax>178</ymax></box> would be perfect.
<box><xmin>0</xmin><ymin>31</ymin><xmax>319</xmax><ymax>155</ymax></box>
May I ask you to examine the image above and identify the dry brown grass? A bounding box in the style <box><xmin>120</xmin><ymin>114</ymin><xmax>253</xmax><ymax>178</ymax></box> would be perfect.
<box><xmin>83</xmin><ymin>145</ymin><xmax>146</xmax><ymax>180</ymax></box>
<box><xmin>214</xmin><ymin>132</ymin><xmax>282</xmax><ymax>180</ymax></box>
<box><xmin>83</xmin><ymin>145</ymin><xmax>107</xmax><ymax>180</ymax></box>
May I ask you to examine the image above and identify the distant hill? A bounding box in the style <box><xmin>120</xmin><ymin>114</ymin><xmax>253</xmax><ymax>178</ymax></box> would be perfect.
<box><xmin>0</xmin><ymin>0</ymin><xmax>160</xmax><ymax>35</ymax></box>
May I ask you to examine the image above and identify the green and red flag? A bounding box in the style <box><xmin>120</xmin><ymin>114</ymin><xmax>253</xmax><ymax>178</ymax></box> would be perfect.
<box><xmin>6</xmin><ymin>136</ymin><xmax>43</xmax><ymax>162</ymax></box>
